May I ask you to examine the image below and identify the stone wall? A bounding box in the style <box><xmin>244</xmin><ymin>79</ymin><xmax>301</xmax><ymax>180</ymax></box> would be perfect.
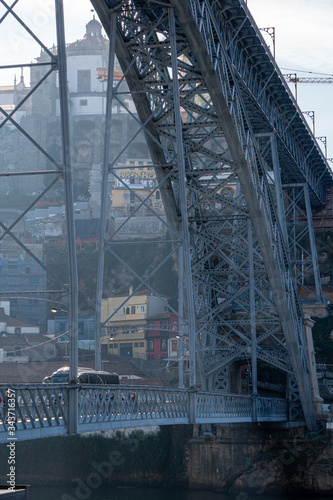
<box><xmin>189</xmin><ymin>424</ymin><xmax>333</xmax><ymax>495</ymax></box>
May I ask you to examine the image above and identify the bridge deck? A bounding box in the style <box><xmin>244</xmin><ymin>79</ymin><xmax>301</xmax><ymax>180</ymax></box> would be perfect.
<box><xmin>0</xmin><ymin>385</ymin><xmax>288</xmax><ymax>442</ymax></box>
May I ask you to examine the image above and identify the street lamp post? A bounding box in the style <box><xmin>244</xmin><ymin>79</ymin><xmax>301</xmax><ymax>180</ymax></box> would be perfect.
<box><xmin>51</xmin><ymin>307</ymin><xmax>68</xmax><ymax>315</ymax></box>
<box><xmin>51</xmin><ymin>307</ymin><xmax>69</xmax><ymax>359</ymax></box>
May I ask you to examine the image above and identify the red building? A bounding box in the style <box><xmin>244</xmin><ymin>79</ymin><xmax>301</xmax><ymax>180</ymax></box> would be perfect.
<box><xmin>146</xmin><ymin>311</ymin><xmax>179</xmax><ymax>362</ymax></box>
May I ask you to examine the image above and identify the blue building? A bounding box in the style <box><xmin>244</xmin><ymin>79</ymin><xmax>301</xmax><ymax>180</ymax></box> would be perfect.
<box><xmin>0</xmin><ymin>257</ymin><xmax>46</xmax><ymax>327</ymax></box>
<box><xmin>47</xmin><ymin>315</ymin><xmax>95</xmax><ymax>342</ymax></box>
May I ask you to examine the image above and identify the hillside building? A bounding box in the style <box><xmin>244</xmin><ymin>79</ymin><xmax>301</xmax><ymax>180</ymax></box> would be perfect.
<box><xmin>101</xmin><ymin>286</ymin><xmax>168</xmax><ymax>359</ymax></box>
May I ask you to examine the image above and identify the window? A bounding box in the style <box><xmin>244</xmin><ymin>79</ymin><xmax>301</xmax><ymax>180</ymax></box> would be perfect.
<box><xmin>8</xmin><ymin>277</ymin><xmax>20</xmax><ymax>286</ymax></box>
<box><xmin>78</xmin><ymin>322</ymin><xmax>84</xmax><ymax>337</ymax></box>
<box><xmin>79</xmin><ymin>99</ymin><xmax>88</xmax><ymax>106</ymax></box>
<box><xmin>156</xmin><ymin>190</ymin><xmax>160</xmax><ymax>200</ymax></box>
<box><xmin>114</xmin><ymin>343</ymin><xmax>118</xmax><ymax>349</ymax></box>
<box><xmin>140</xmin><ymin>342</ymin><xmax>144</xmax><ymax>347</ymax></box>
<box><xmin>8</xmin><ymin>262</ymin><xmax>18</xmax><ymax>272</ymax></box>
<box><xmin>134</xmin><ymin>342</ymin><xmax>139</xmax><ymax>348</ymax></box>
<box><xmin>131</xmin><ymin>306</ymin><xmax>136</xmax><ymax>314</ymax></box>
<box><xmin>77</xmin><ymin>70</ymin><xmax>91</xmax><ymax>93</ymax></box>
<box><xmin>28</xmin><ymin>277</ymin><xmax>39</xmax><ymax>285</ymax></box>
<box><xmin>14</xmin><ymin>327</ymin><xmax>21</xmax><ymax>335</ymax></box>
<box><xmin>59</xmin><ymin>321</ymin><xmax>67</xmax><ymax>333</ymax></box>
<box><xmin>148</xmin><ymin>339</ymin><xmax>154</xmax><ymax>352</ymax></box>
<box><xmin>140</xmin><ymin>305</ymin><xmax>145</xmax><ymax>313</ymax></box>
<box><xmin>160</xmin><ymin>320</ymin><xmax>167</xmax><ymax>334</ymax></box>
<box><xmin>161</xmin><ymin>339</ymin><xmax>167</xmax><ymax>351</ymax></box>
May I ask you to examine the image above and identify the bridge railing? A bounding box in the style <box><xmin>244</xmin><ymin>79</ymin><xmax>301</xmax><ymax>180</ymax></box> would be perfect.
<box><xmin>195</xmin><ymin>392</ymin><xmax>253</xmax><ymax>422</ymax></box>
<box><xmin>78</xmin><ymin>386</ymin><xmax>190</xmax><ymax>432</ymax></box>
<box><xmin>195</xmin><ymin>393</ymin><xmax>288</xmax><ymax>423</ymax></box>
<box><xmin>0</xmin><ymin>385</ymin><xmax>289</xmax><ymax>442</ymax></box>
<box><xmin>0</xmin><ymin>385</ymin><xmax>68</xmax><ymax>441</ymax></box>
<box><xmin>256</xmin><ymin>396</ymin><xmax>289</xmax><ymax>422</ymax></box>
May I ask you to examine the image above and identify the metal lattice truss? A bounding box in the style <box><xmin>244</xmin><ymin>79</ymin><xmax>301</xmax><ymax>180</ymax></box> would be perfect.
<box><xmin>91</xmin><ymin>0</ymin><xmax>327</xmax><ymax>431</ymax></box>
<box><xmin>0</xmin><ymin>0</ymin><xmax>77</xmax><ymax>310</ymax></box>
<box><xmin>283</xmin><ymin>184</ymin><xmax>323</xmax><ymax>301</ymax></box>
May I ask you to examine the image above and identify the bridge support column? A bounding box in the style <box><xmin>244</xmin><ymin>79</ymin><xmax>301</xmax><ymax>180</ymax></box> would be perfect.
<box><xmin>303</xmin><ymin>314</ymin><xmax>323</xmax><ymax>415</ymax></box>
<box><xmin>95</xmin><ymin>12</ymin><xmax>117</xmax><ymax>371</ymax></box>
<box><xmin>68</xmin><ymin>383</ymin><xmax>78</xmax><ymax>435</ymax></box>
<box><xmin>189</xmin><ymin>388</ymin><xmax>196</xmax><ymax>424</ymax></box>
<box><xmin>178</xmin><ymin>226</ymin><xmax>185</xmax><ymax>388</ymax></box>
<box><xmin>55</xmin><ymin>0</ymin><xmax>78</xmax><ymax>385</ymax></box>
<box><xmin>251</xmin><ymin>394</ymin><xmax>258</xmax><ymax>422</ymax></box>
<box><xmin>169</xmin><ymin>8</ymin><xmax>197</xmax><ymax>388</ymax></box>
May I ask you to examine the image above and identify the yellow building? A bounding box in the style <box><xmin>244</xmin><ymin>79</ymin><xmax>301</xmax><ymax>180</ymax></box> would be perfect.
<box><xmin>101</xmin><ymin>286</ymin><xmax>167</xmax><ymax>360</ymax></box>
<box><xmin>110</xmin><ymin>160</ymin><xmax>164</xmax><ymax>216</ymax></box>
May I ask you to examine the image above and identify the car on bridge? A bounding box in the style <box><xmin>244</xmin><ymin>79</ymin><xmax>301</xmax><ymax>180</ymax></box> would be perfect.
<box><xmin>42</xmin><ymin>366</ymin><xmax>120</xmax><ymax>385</ymax></box>
<box><xmin>42</xmin><ymin>367</ymin><xmax>120</xmax><ymax>412</ymax></box>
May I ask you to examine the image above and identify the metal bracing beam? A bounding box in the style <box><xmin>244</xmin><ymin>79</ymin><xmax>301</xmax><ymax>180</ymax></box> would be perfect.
<box><xmin>303</xmin><ymin>185</ymin><xmax>323</xmax><ymax>303</ymax></box>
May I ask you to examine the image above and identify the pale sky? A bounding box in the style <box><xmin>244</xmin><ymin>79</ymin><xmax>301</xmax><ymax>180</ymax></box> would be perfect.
<box><xmin>248</xmin><ymin>0</ymin><xmax>333</xmax><ymax>160</ymax></box>
<box><xmin>1</xmin><ymin>0</ymin><xmax>333</xmax><ymax>158</ymax></box>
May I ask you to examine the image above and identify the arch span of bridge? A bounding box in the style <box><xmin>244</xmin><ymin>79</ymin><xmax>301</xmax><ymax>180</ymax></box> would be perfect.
<box><xmin>0</xmin><ymin>0</ymin><xmax>331</xmax><ymax>441</ymax></box>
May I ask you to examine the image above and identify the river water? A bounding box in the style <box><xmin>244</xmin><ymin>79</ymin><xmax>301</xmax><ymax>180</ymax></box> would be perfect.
<box><xmin>31</xmin><ymin>485</ymin><xmax>332</xmax><ymax>500</ymax></box>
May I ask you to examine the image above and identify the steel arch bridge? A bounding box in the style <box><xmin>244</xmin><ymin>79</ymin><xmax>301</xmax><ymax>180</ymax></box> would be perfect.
<box><xmin>0</xmin><ymin>0</ymin><xmax>331</xmax><ymax>440</ymax></box>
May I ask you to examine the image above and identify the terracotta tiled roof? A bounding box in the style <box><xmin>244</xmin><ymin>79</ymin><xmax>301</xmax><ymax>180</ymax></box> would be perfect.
<box><xmin>0</xmin><ymin>308</ymin><xmax>40</xmax><ymax>328</ymax></box>
<box><xmin>0</xmin><ymin>336</ymin><xmax>28</xmax><ymax>347</ymax></box>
